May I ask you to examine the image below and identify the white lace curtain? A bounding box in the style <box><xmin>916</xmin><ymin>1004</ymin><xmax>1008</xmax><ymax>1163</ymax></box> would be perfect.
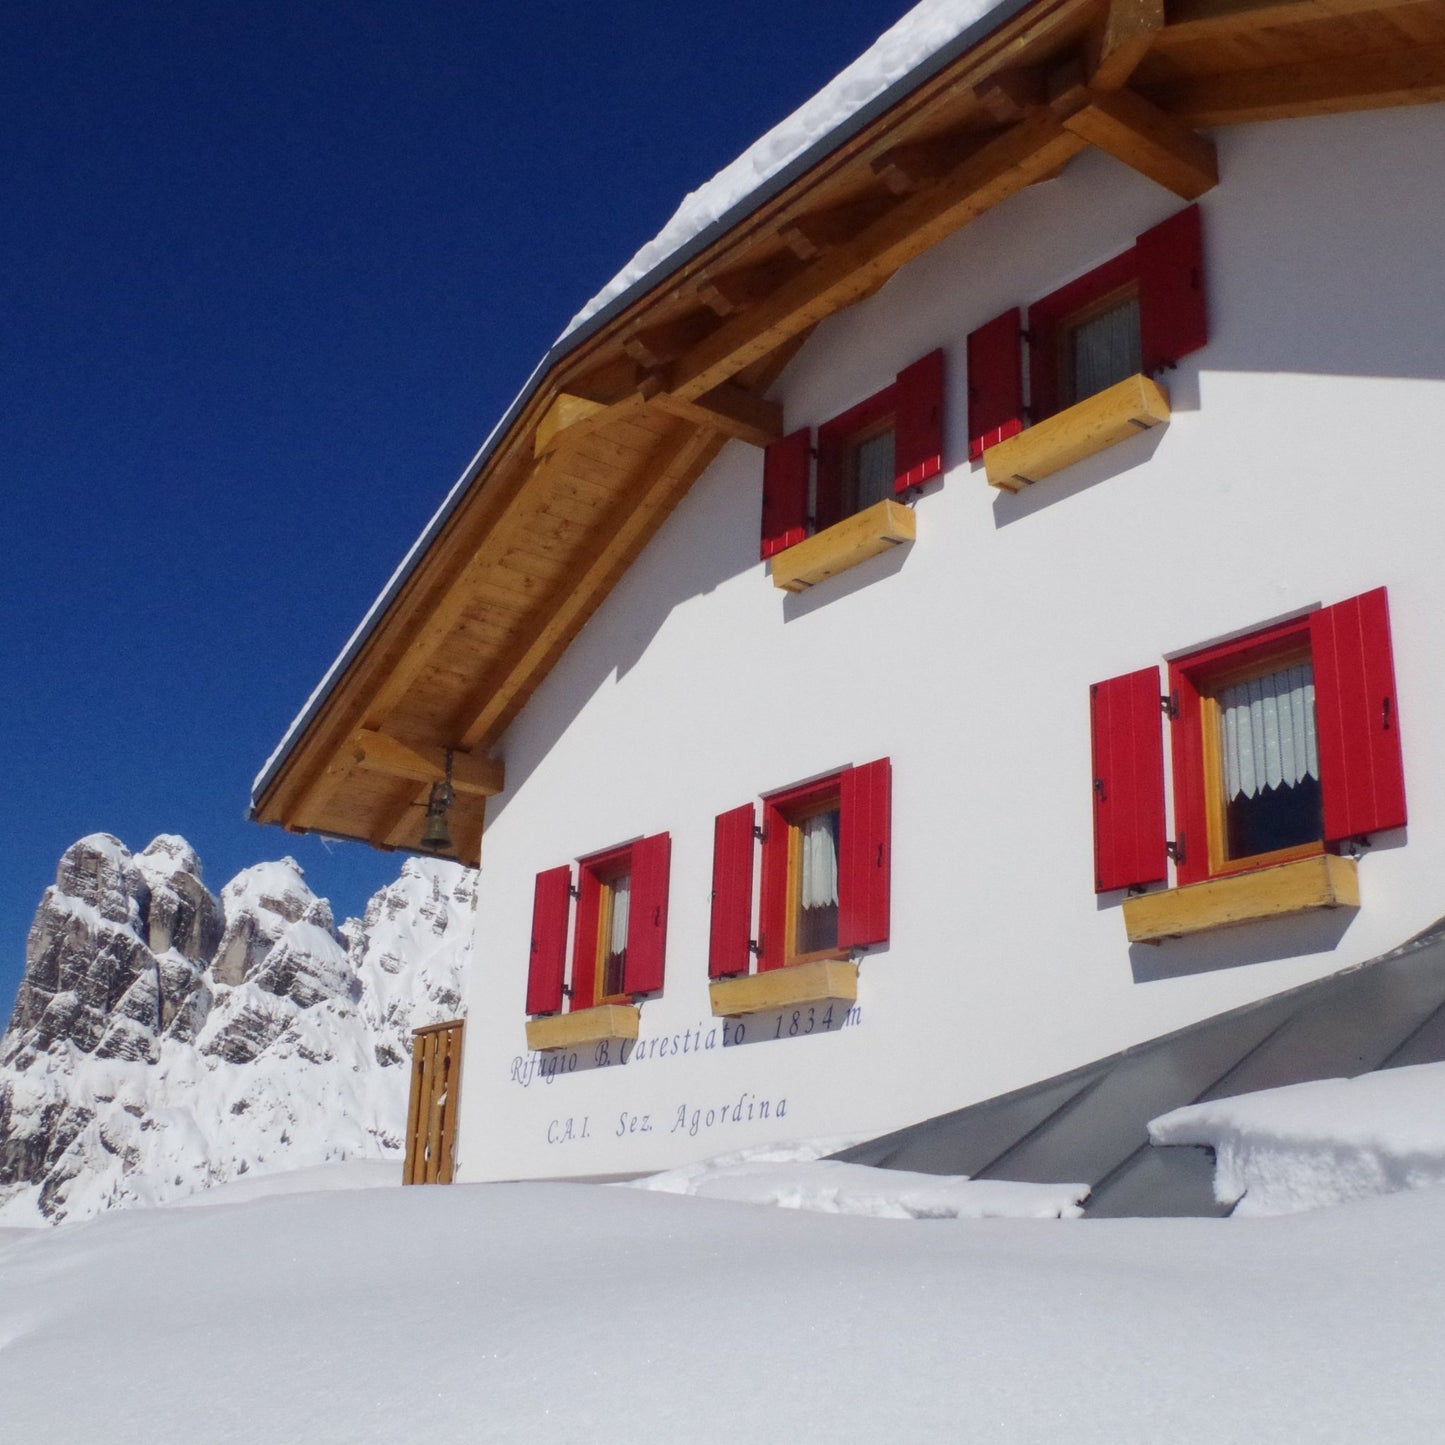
<box><xmin>1218</xmin><ymin>663</ymin><xmax>1318</xmax><ymax>802</ymax></box>
<box><xmin>854</xmin><ymin>430</ymin><xmax>896</xmax><ymax>511</ymax></box>
<box><xmin>1072</xmin><ymin>295</ymin><xmax>1141</xmax><ymax>402</ymax></box>
<box><xmin>607</xmin><ymin>875</ymin><xmax>631</xmax><ymax>956</ymax></box>
<box><xmin>800</xmin><ymin>813</ymin><xmax>839</xmax><ymax>910</ymax></box>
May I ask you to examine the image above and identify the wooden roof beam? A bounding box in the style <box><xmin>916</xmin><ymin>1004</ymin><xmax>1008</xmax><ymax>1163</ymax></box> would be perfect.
<box><xmin>453</xmin><ymin>422</ymin><xmax>722</xmax><ymax>751</ymax></box>
<box><xmin>533</xmin><ymin>392</ymin><xmax>608</xmax><ymax>458</ymax></box>
<box><xmin>779</xmin><ymin>194</ymin><xmax>894</xmax><ymax>261</ymax></box>
<box><xmin>1161</xmin><ymin>0</ymin><xmax>1437</xmax><ymax>44</ymax></box>
<box><xmin>973</xmin><ymin>67</ymin><xmax>1050</xmax><ymax>124</ymax></box>
<box><xmin>871</xmin><ymin>129</ymin><xmax>993</xmax><ymax>196</ymax></box>
<box><xmin>1060</xmin><ymin>85</ymin><xmax>1219</xmax><ymax>199</ymax></box>
<box><xmin>664</xmin><ymin>113</ymin><xmax>1090</xmax><ymax>404</ymax></box>
<box><xmin>1158</xmin><ymin>41</ymin><xmax>1445</xmax><ymax>124</ymax></box>
<box><xmin>647</xmin><ymin>381</ymin><xmax>783</xmax><ymax>447</ymax></box>
<box><xmin>622</xmin><ymin>311</ymin><xmax>721</xmax><ymax>370</ymax></box>
<box><xmin>698</xmin><ymin>255</ymin><xmax>802</xmax><ymax>317</ymax></box>
<box><xmin>1088</xmin><ymin>0</ymin><xmax>1164</xmax><ymax>91</ymax></box>
<box><xmin>350</xmin><ymin>728</ymin><xmax>504</xmax><ymax>796</ymax></box>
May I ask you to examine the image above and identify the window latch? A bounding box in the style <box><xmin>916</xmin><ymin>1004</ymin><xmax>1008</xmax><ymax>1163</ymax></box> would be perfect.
<box><xmin>1160</xmin><ymin>692</ymin><xmax>1179</xmax><ymax>719</ymax></box>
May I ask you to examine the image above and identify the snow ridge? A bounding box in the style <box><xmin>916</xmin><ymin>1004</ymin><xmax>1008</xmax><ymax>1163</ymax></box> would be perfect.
<box><xmin>0</xmin><ymin>834</ymin><xmax>474</xmax><ymax>1225</ymax></box>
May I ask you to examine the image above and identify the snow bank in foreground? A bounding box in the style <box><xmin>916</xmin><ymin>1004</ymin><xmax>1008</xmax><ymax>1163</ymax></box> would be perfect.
<box><xmin>629</xmin><ymin>1137</ymin><xmax>1087</xmax><ymax>1218</ymax></box>
<box><xmin>3</xmin><ymin>1176</ymin><xmax>1445</xmax><ymax>1442</ymax></box>
<box><xmin>1150</xmin><ymin>1061</ymin><xmax>1445</xmax><ymax>1216</ymax></box>
<box><xmin>566</xmin><ymin>0</ymin><xmax>1005</xmax><ymax>334</ymax></box>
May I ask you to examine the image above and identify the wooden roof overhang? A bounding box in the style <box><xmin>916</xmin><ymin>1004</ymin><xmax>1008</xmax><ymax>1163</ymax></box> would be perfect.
<box><xmin>250</xmin><ymin>0</ymin><xmax>1445</xmax><ymax>866</ymax></box>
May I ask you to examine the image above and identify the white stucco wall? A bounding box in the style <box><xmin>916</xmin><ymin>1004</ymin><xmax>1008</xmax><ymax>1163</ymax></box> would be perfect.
<box><xmin>457</xmin><ymin>104</ymin><xmax>1445</xmax><ymax>1183</ymax></box>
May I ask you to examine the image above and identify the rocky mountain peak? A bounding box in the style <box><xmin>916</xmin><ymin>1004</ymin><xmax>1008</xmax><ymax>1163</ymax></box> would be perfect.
<box><xmin>0</xmin><ymin>835</ymin><xmax>474</xmax><ymax>1224</ymax></box>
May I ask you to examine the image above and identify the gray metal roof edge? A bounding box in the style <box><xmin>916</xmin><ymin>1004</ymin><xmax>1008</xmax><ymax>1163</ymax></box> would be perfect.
<box><xmin>837</xmin><ymin>914</ymin><xmax>1445</xmax><ymax>1150</ymax></box>
<box><xmin>248</xmin><ymin>0</ymin><xmax>1037</xmax><ymax>815</ymax></box>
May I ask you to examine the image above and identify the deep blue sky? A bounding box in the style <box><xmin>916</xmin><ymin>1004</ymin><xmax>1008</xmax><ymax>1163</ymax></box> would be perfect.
<box><xmin>1</xmin><ymin>0</ymin><xmax>914</xmax><ymax>1018</ymax></box>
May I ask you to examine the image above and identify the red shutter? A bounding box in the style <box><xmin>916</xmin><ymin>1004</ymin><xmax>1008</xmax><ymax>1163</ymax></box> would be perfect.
<box><xmin>568</xmin><ymin>866</ymin><xmax>602</xmax><ymax>1012</ymax></box>
<box><xmin>760</xmin><ymin>429</ymin><xmax>810</xmax><ymax>560</ymax></box>
<box><xmin>1312</xmin><ymin>587</ymin><xmax>1407</xmax><ymax>841</ymax></box>
<box><xmin>838</xmin><ymin>758</ymin><xmax>891</xmax><ymax>950</ymax></box>
<box><xmin>758</xmin><ymin>799</ymin><xmax>791</xmax><ymax>971</ymax></box>
<box><xmin>814</xmin><ymin>423</ymin><xmax>846</xmax><ymax>533</ymax></box>
<box><xmin>894</xmin><ymin>349</ymin><xmax>945</xmax><ymax>492</ymax></box>
<box><xmin>525</xmin><ymin>865</ymin><xmax>572</xmax><ymax>1016</ymax></box>
<box><xmin>1137</xmin><ymin>206</ymin><xmax>1207</xmax><ymax>377</ymax></box>
<box><xmin>966</xmin><ymin>308</ymin><xmax>1023</xmax><ymax>461</ymax></box>
<box><xmin>709</xmin><ymin>804</ymin><xmax>756</xmax><ymax>980</ymax></box>
<box><xmin>1090</xmin><ymin>669</ymin><xmax>1168</xmax><ymax>892</ymax></box>
<box><xmin>624</xmin><ymin>833</ymin><xmax>671</xmax><ymax>996</ymax></box>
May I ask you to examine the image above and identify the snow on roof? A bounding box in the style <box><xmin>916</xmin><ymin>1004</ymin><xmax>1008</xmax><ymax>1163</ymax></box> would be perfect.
<box><xmin>250</xmin><ymin>0</ymin><xmax>1025</xmax><ymax>811</ymax></box>
<box><xmin>564</xmin><ymin>0</ymin><xmax>1010</xmax><ymax>337</ymax></box>
<box><xmin>1150</xmin><ymin>1061</ymin><xmax>1445</xmax><ymax>1217</ymax></box>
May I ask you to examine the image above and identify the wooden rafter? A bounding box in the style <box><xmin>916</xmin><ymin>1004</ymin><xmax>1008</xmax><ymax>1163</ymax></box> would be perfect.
<box><xmin>1156</xmin><ymin>40</ymin><xmax>1445</xmax><ymax>124</ymax></box>
<box><xmin>1090</xmin><ymin>0</ymin><xmax>1165</xmax><ymax>89</ymax></box>
<box><xmin>666</xmin><ymin>114</ymin><xmax>1090</xmax><ymax>404</ymax></box>
<box><xmin>453</xmin><ymin>422</ymin><xmax>724</xmax><ymax>751</ymax></box>
<box><xmin>1061</xmin><ymin>86</ymin><xmax>1219</xmax><ymax>197</ymax></box>
<box><xmin>349</xmin><ymin>728</ymin><xmax>504</xmax><ymax>796</ymax></box>
<box><xmin>647</xmin><ymin>381</ymin><xmax>783</xmax><ymax>447</ymax></box>
<box><xmin>1160</xmin><ymin>0</ymin><xmax>1438</xmax><ymax>44</ymax></box>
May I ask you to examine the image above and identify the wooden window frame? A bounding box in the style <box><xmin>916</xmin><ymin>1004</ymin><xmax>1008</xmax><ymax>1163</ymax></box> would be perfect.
<box><xmin>1168</xmin><ymin>618</ymin><xmax>1324</xmax><ymax>888</ymax></box>
<box><xmin>1027</xmin><ymin>250</ymin><xmax>1141</xmax><ymax>423</ymax></box>
<box><xmin>816</xmin><ymin>385</ymin><xmax>898</xmax><ymax>535</ymax></box>
<box><xmin>766</xmin><ymin>778</ymin><xmax>846</xmax><ymax>969</ymax></box>
<box><xmin>578</xmin><ymin>843</ymin><xmax>635</xmax><ymax>1007</ymax></box>
<box><xmin>525</xmin><ymin>832</ymin><xmax>671</xmax><ymax>1023</ymax></box>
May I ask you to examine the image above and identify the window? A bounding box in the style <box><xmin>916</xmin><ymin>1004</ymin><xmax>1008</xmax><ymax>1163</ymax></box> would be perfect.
<box><xmin>708</xmin><ymin>758</ymin><xmax>891</xmax><ymax>979</ymax></box>
<box><xmin>1090</xmin><ymin>588</ymin><xmax>1407</xmax><ymax>899</ymax></box>
<box><xmin>1169</xmin><ymin>622</ymin><xmax>1324</xmax><ymax>884</ymax></box>
<box><xmin>816</xmin><ymin>387</ymin><xmax>900</xmax><ymax>534</ymax></box>
<box><xmin>525</xmin><ymin>832</ymin><xmax>671</xmax><ymax>1017</ymax></box>
<box><xmin>966</xmin><ymin>205</ymin><xmax>1206</xmax><ymax>460</ymax></box>
<box><xmin>760</xmin><ymin>351</ymin><xmax>943</xmax><ymax>560</ymax></box>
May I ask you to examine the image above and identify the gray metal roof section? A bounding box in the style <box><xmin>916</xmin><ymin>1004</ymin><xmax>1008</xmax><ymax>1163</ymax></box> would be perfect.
<box><xmin>835</xmin><ymin>916</ymin><xmax>1445</xmax><ymax>1217</ymax></box>
<box><xmin>249</xmin><ymin>0</ymin><xmax>1034</xmax><ymax>813</ymax></box>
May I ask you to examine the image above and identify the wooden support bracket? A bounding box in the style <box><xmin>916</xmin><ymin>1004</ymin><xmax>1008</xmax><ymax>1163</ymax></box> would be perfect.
<box><xmin>779</xmin><ymin>195</ymin><xmax>893</xmax><ymax>261</ymax></box>
<box><xmin>871</xmin><ymin>130</ymin><xmax>985</xmax><ymax>195</ymax></box>
<box><xmin>1089</xmin><ymin>0</ymin><xmax>1164</xmax><ymax>91</ymax></box>
<box><xmin>1060</xmin><ymin>86</ymin><xmax>1218</xmax><ymax>199</ymax></box>
<box><xmin>973</xmin><ymin>67</ymin><xmax>1049</xmax><ymax>124</ymax></box>
<box><xmin>647</xmin><ymin>381</ymin><xmax>783</xmax><ymax>447</ymax></box>
<box><xmin>622</xmin><ymin>311</ymin><xmax>720</xmax><ymax>370</ymax></box>
<box><xmin>350</xmin><ymin>728</ymin><xmax>505</xmax><ymax>796</ymax></box>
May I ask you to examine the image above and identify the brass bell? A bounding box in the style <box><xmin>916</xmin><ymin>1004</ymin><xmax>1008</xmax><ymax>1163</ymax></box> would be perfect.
<box><xmin>419</xmin><ymin>775</ymin><xmax>453</xmax><ymax>852</ymax></box>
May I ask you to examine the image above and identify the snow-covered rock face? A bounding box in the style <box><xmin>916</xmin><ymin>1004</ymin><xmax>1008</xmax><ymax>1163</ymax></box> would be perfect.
<box><xmin>0</xmin><ymin>836</ymin><xmax>474</xmax><ymax>1224</ymax></box>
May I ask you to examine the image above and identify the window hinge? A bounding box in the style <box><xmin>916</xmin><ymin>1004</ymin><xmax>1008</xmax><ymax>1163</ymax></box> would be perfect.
<box><xmin>568</xmin><ymin>884</ymin><xmax>580</xmax><ymax>900</ymax></box>
<box><xmin>753</xmin><ymin>824</ymin><xmax>766</xmax><ymax>842</ymax></box>
<box><xmin>1160</xmin><ymin>691</ymin><xmax>1179</xmax><ymax>718</ymax></box>
<box><xmin>749</xmin><ymin>938</ymin><xmax>762</xmax><ymax>957</ymax></box>
<box><xmin>561</xmin><ymin>984</ymin><xmax>572</xmax><ymax>999</ymax></box>
<box><xmin>1166</xmin><ymin>838</ymin><xmax>1185</xmax><ymax>865</ymax></box>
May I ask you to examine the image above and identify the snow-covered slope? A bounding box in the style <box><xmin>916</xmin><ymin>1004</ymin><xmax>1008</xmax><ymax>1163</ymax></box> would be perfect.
<box><xmin>0</xmin><ymin>834</ymin><xmax>474</xmax><ymax>1224</ymax></box>
<box><xmin>3</xmin><ymin>1171</ymin><xmax>1444</xmax><ymax>1444</ymax></box>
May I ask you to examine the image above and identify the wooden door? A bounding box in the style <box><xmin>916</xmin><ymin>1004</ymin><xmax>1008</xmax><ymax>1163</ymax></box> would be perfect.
<box><xmin>403</xmin><ymin>1019</ymin><xmax>464</xmax><ymax>1184</ymax></box>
